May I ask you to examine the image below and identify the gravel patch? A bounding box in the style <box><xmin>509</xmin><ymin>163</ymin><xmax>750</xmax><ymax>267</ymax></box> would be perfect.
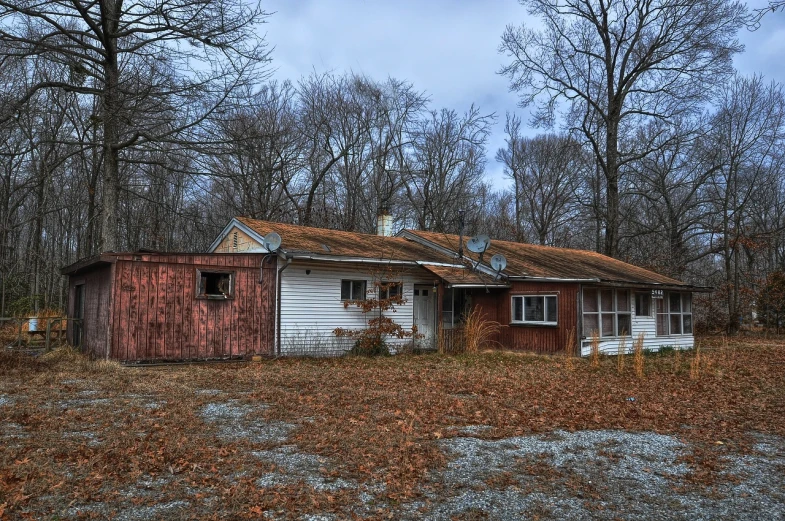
<box><xmin>398</xmin><ymin>430</ymin><xmax>785</xmax><ymax>521</ymax></box>
<box><xmin>451</xmin><ymin>424</ymin><xmax>494</xmax><ymax>436</ymax></box>
<box><xmin>0</xmin><ymin>394</ymin><xmax>14</xmax><ymax>406</ymax></box>
<box><xmin>67</xmin><ymin>499</ymin><xmax>190</xmax><ymax>521</ymax></box>
<box><xmin>200</xmin><ymin>400</ymin><xmax>294</xmax><ymax>444</ymax></box>
<box><xmin>252</xmin><ymin>445</ymin><xmax>356</xmax><ymax>492</ymax></box>
<box><xmin>63</xmin><ymin>474</ymin><xmax>189</xmax><ymax>520</ymax></box>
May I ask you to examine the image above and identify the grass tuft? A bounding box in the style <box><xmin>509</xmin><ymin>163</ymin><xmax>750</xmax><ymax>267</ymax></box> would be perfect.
<box><xmin>462</xmin><ymin>308</ymin><xmax>501</xmax><ymax>354</ymax></box>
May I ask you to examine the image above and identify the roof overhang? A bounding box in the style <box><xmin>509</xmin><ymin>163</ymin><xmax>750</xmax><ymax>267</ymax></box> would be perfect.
<box><xmin>61</xmin><ymin>254</ymin><xmax>117</xmax><ymax>275</ymax></box>
<box><xmin>420</xmin><ymin>264</ymin><xmax>511</xmax><ymax>289</ymax></box>
<box><xmin>578</xmin><ymin>280</ymin><xmax>713</xmax><ymax>292</ymax></box>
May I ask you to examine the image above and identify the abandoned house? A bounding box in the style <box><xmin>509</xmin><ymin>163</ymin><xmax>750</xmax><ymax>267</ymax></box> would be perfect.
<box><xmin>62</xmin><ymin>215</ymin><xmax>704</xmax><ymax>362</ymax></box>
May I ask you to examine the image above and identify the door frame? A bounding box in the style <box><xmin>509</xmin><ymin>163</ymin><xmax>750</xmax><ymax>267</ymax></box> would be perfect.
<box><xmin>413</xmin><ymin>284</ymin><xmax>437</xmax><ymax>349</ymax></box>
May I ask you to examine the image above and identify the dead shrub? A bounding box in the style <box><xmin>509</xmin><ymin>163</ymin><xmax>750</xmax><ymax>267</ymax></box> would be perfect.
<box><xmin>462</xmin><ymin>308</ymin><xmax>501</xmax><ymax>354</ymax></box>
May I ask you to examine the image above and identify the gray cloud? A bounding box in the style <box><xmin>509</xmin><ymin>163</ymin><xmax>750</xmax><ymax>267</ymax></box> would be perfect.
<box><xmin>262</xmin><ymin>0</ymin><xmax>785</xmax><ymax>189</ymax></box>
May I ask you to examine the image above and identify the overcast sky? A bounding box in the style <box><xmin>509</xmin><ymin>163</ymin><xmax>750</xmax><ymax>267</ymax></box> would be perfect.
<box><xmin>262</xmin><ymin>0</ymin><xmax>785</xmax><ymax>188</ymax></box>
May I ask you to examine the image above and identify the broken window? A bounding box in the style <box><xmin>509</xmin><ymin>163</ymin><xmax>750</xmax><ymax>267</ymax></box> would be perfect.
<box><xmin>196</xmin><ymin>270</ymin><xmax>234</xmax><ymax>299</ymax></box>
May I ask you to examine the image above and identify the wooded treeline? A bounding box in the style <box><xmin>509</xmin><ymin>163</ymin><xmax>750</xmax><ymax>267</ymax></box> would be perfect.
<box><xmin>1</xmin><ymin>0</ymin><xmax>784</xmax><ymax>332</ymax></box>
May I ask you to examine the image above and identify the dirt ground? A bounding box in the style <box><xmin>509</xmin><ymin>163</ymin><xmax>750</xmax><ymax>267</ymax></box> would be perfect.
<box><xmin>1</xmin><ymin>337</ymin><xmax>784</xmax><ymax>520</ymax></box>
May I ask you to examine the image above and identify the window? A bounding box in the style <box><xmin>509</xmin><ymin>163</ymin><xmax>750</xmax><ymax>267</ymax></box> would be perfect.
<box><xmin>511</xmin><ymin>295</ymin><xmax>558</xmax><ymax>325</ymax></box>
<box><xmin>635</xmin><ymin>292</ymin><xmax>651</xmax><ymax>317</ymax></box>
<box><xmin>655</xmin><ymin>292</ymin><xmax>692</xmax><ymax>336</ymax></box>
<box><xmin>196</xmin><ymin>270</ymin><xmax>234</xmax><ymax>299</ymax></box>
<box><xmin>340</xmin><ymin>279</ymin><xmax>366</xmax><ymax>301</ymax></box>
<box><xmin>582</xmin><ymin>288</ymin><xmax>631</xmax><ymax>337</ymax></box>
<box><xmin>379</xmin><ymin>281</ymin><xmax>402</xmax><ymax>300</ymax></box>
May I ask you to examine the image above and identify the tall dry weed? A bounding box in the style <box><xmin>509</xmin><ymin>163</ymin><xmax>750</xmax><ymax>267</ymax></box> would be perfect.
<box><xmin>590</xmin><ymin>330</ymin><xmax>600</xmax><ymax>368</ymax></box>
<box><xmin>462</xmin><ymin>308</ymin><xmax>501</xmax><ymax>353</ymax></box>
<box><xmin>564</xmin><ymin>327</ymin><xmax>576</xmax><ymax>370</ymax></box>
<box><xmin>617</xmin><ymin>334</ymin><xmax>627</xmax><ymax>374</ymax></box>
<box><xmin>436</xmin><ymin>322</ymin><xmax>446</xmax><ymax>354</ymax></box>
<box><xmin>633</xmin><ymin>333</ymin><xmax>644</xmax><ymax>378</ymax></box>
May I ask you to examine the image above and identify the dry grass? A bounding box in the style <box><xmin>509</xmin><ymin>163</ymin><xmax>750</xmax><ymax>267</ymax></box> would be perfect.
<box><xmin>590</xmin><ymin>330</ymin><xmax>600</xmax><ymax>367</ymax></box>
<box><xmin>1</xmin><ymin>336</ymin><xmax>784</xmax><ymax>518</ymax></box>
<box><xmin>617</xmin><ymin>335</ymin><xmax>627</xmax><ymax>373</ymax></box>
<box><xmin>461</xmin><ymin>308</ymin><xmax>501</xmax><ymax>353</ymax></box>
<box><xmin>690</xmin><ymin>341</ymin><xmax>702</xmax><ymax>380</ymax></box>
<box><xmin>633</xmin><ymin>333</ymin><xmax>645</xmax><ymax>378</ymax></box>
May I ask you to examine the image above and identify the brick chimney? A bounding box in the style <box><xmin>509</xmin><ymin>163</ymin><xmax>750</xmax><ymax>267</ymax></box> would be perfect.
<box><xmin>376</xmin><ymin>207</ymin><xmax>393</xmax><ymax>236</ymax></box>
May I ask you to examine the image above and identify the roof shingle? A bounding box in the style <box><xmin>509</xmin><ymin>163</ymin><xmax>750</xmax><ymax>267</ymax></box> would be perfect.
<box><xmin>235</xmin><ymin>217</ymin><xmax>453</xmax><ymax>264</ymax></box>
<box><xmin>404</xmin><ymin>229</ymin><xmax>688</xmax><ymax>287</ymax></box>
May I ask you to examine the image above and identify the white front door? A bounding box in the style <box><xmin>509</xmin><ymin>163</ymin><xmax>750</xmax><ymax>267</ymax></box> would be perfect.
<box><xmin>413</xmin><ymin>285</ymin><xmax>436</xmax><ymax>348</ymax></box>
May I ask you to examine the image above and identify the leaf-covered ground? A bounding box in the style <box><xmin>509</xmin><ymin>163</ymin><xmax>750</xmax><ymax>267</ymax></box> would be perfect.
<box><xmin>1</xmin><ymin>337</ymin><xmax>784</xmax><ymax>519</ymax></box>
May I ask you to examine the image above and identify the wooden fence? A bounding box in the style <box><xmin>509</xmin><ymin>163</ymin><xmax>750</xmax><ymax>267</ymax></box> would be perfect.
<box><xmin>0</xmin><ymin>316</ymin><xmax>76</xmax><ymax>352</ymax></box>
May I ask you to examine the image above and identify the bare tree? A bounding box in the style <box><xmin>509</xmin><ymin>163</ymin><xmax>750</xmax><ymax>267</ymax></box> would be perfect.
<box><xmin>499</xmin><ymin>0</ymin><xmax>746</xmax><ymax>257</ymax></box>
<box><xmin>402</xmin><ymin>106</ymin><xmax>493</xmax><ymax>232</ymax></box>
<box><xmin>705</xmin><ymin>73</ymin><xmax>785</xmax><ymax>332</ymax></box>
<box><xmin>0</xmin><ymin>0</ymin><xmax>270</xmax><ymax>251</ymax></box>
<box><xmin>624</xmin><ymin>118</ymin><xmax>719</xmax><ymax>276</ymax></box>
<box><xmin>747</xmin><ymin>1</ymin><xmax>785</xmax><ymax>28</ymax></box>
<box><xmin>204</xmin><ymin>81</ymin><xmax>301</xmax><ymax>226</ymax></box>
<box><xmin>497</xmin><ymin>116</ymin><xmax>584</xmax><ymax>246</ymax></box>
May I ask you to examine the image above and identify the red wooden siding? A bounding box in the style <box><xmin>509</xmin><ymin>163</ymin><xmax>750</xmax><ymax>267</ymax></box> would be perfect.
<box><xmin>67</xmin><ymin>263</ymin><xmax>113</xmax><ymax>359</ymax></box>
<box><xmin>472</xmin><ymin>281</ymin><xmax>580</xmax><ymax>355</ymax></box>
<box><xmin>106</xmin><ymin>254</ymin><xmax>275</xmax><ymax>361</ymax></box>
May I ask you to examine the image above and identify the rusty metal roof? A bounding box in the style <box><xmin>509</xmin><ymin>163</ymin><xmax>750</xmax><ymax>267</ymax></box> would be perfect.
<box><xmin>236</xmin><ymin>217</ymin><xmax>455</xmax><ymax>264</ymax></box>
<box><xmin>404</xmin><ymin>230</ymin><xmax>690</xmax><ymax>287</ymax></box>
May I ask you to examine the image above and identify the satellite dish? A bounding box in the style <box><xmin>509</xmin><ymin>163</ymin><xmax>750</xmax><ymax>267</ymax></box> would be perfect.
<box><xmin>491</xmin><ymin>254</ymin><xmax>507</xmax><ymax>272</ymax></box>
<box><xmin>262</xmin><ymin>232</ymin><xmax>282</xmax><ymax>252</ymax></box>
<box><xmin>466</xmin><ymin>234</ymin><xmax>491</xmax><ymax>254</ymax></box>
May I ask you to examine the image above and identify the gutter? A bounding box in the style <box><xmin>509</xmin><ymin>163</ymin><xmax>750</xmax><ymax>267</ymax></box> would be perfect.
<box><xmin>448</xmin><ymin>283</ymin><xmax>511</xmax><ymax>289</ymax></box>
<box><xmin>276</xmin><ymin>254</ymin><xmax>292</xmax><ymax>357</ymax></box>
<box><xmin>507</xmin><ymin>276</ymin><xmax>600</xmax><ymax>283</ymax></box>
<box><xmin>285</xmin><ymin>253</ymin><xmax>423</xmax><ymax>265</ymax></box>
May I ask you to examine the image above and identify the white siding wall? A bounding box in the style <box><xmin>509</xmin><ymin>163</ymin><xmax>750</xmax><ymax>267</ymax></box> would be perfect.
<box><xmin>279</xmin><ymin>261</ymin><xmax>434</xmax><ymax>356</ymax></box>
<box><xmin>580</xmin><ymin>295</ymin><xmax>694</xmax><ymax>356</ymax></box>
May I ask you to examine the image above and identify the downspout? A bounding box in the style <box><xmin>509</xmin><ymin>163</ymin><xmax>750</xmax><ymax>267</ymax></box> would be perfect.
<box><xmin>457</xmin><ymin>209</ymin><xmax>465</xmax><ymax>259</ymax></box>
<box><xmin>276</xmin><ymin>255</ymin><xmax>292</xmax><ymax>357</ymax></box>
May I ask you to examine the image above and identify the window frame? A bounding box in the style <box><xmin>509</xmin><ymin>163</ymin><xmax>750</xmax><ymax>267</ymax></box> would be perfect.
<box><xmin>582</xmin><ymin>288</ymin><xmax>631</xmax><ymax>338</ymax></box>
<box><xmin>196</xmin><ymin>269</ymin><xmax>235</xmax><ymax>300</ymax></box>
<box><xmin>378</xmin><ymin>281</ymin><xmax>403</xmax><ymax>301</ymax></box>
<box><xmin>635</xmin><ymin>292</ymin><xmax>651</xmax><ymax>317</ymax></box>
<box><xmin>511</xmin><ymin>294</ymin><xmax>558</xmax><ymax>326</ymax></box>
<box><xmin>340</xmin><ymin>279</ymin><xmax>367</xmax><ymax>301</ymax></box>
<box><xmin>655</xmin><ymin>291</ymin><xmax>693</xmax><ymax>336</ymax></box>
